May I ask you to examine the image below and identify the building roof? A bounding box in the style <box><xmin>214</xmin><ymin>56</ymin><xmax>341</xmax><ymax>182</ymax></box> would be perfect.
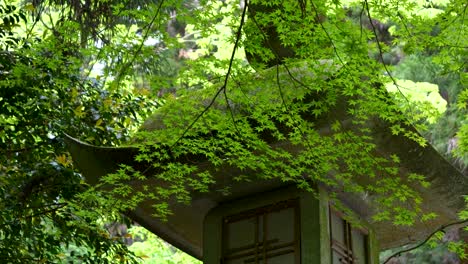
<box><xmin>66</xmin><ymin>64</ymin><xmax>467</xmax><ymax>260</ymax></box>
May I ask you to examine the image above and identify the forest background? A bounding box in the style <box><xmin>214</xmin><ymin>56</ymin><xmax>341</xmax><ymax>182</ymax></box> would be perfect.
<box><xmin>0</xmin><ymin>0</ymin><xmax>466</xmax><ymax>263</ymax></box>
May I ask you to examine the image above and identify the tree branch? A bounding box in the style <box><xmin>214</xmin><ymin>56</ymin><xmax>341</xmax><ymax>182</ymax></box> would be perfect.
<box><xmin>171</xmin><ymin>0</ymin><xmax>248</xmax><ymax>147</ymax></box>
<box><xmin>382</xmin><ymin>219</ymin><xmax>468</xmax><ymax>264</ymax></box>
<box><xmin>114</xmin><ymin>0</ymin><xmax>165</xmax><ymax>85</ymax></box>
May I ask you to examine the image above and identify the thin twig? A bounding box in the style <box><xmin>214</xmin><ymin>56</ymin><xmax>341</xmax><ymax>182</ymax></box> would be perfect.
<box><xmin>382</xmin><ymin>219</ymin><xmax>468</xmax><ymax>264</ymax></box>
<box><xmin>171</xmin><ymin>0</ymin><xmax>248</xmax><ymax>147</ymax></box>
<box><xmin>24</xmin><ymin>2</ymin><xmax>44</xmax><ymax>41</ymax></box>
<box><xmin>363</xmin><ymin>0</ymin><xmax>415</xmax><ymax>115</ymax></box>
<box><xmin>114</xmin><ymin>0</ymin><xmax>165</xmax><ymax>85</ymax></box>
<box><xmin>20</xmin><ymin>203</ymin><xmax>68</xmax><ymax>220</ymax></box>
<box><xmin>309</xmin><ymin>1</ymin><xmax>347</xmax><ymax>68</ymax></box>
<box><xmin>248</xmin><ymin>14</ymin><xmax>314</xmax><ymax>93</ymax></box>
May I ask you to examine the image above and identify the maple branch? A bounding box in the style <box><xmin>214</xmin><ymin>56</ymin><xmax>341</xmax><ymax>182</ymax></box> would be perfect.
<box><xmin>171</xmin><ymin>0</ymin><xmax>248</xmax><ymax>147</ymax></box>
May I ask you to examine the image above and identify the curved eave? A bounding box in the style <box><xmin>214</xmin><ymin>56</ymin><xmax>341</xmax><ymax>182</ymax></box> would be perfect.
<box><xmin>65</xmin><ymin>135</ymin><xmax>140</xmax><ymax>185</ymax></box>
<box><xmin>365</xmin><ymin>119</ymin><xmax>467</xmax><ymax>249</ymax></box>
<box><xmin>65</xmin><ymin>135</ymin><xmax>287</xmax><ymax>259</ymax></box>
<box><xmin>65</xmin><ymin>134</ymin><xmax>207</xmax><ymax>259</ymax></box>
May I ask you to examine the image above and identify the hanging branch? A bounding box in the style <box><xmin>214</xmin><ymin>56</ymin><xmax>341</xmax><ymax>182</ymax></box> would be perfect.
<box><xmin>114</xmin><ymin>0</ymin><xmax>165</xmax><ymax>86</ymax></box>
<box><xmin>171</xmin><ymin>0</ymin><xmax>248</xmax><ymax>147</ymax></box>
<box><xmin>363</xmin><ymin>0</ymin><xmax>415</xmax><ymax>114</ymax></box>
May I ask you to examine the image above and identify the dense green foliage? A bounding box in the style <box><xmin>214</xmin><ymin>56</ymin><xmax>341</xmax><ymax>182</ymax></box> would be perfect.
<box><xmin>0</xmin><ymin>1</ymin><xmax>158</xmax><ymax>262</ymax></box>
<box><xmin>0</xmin><ymin>0</ymin><xmax>466</xmax><ymax>263</ymax></box>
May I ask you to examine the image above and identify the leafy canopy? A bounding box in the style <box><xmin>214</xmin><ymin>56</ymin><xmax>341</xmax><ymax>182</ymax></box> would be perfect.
<box><xmin>0</xmin><ymin>0</ymin><xmax>466</xmax><ymax>262</ymax></box>
<box><xmin>104</xmin><ymin>0</ymin><xmax>466</xmax><ymax>229</ymax></box>
<box><xmin>0</xmin><ymin>1</ymin><xmax>159</xmax><ymax>262</ymax></box>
